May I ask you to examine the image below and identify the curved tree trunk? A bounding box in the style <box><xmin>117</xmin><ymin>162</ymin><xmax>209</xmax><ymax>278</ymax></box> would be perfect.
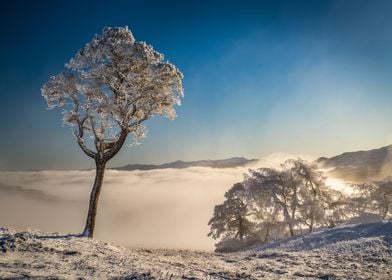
<box><xmin>80</xmin><ymin>129</ymin><xmax>128</xmax><ymax>238</ymax></box>
<box><xmin>82</xmin><ymin>161</ymin><xmax>106</xmax><ymax>238</ymax></box>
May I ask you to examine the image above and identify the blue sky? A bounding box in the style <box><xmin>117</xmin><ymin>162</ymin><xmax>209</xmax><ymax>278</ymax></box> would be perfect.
<box><xmin>1</xmin><ymin>0</ymin><xmax>392</xmax><ymax>170</ymax></box>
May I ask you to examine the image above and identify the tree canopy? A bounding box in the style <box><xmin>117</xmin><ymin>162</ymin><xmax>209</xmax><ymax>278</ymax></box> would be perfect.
<box><xmin>42</xmin><ymin>26</ymin><xmax>184</xmax><ymax>162</ymax></box>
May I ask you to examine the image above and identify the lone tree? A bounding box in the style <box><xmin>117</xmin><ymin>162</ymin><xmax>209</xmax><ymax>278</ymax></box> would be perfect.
<box><xmin>41</xmin><ymin>27</ymin><xmax>184</xmax><ymax>238</ymax></box>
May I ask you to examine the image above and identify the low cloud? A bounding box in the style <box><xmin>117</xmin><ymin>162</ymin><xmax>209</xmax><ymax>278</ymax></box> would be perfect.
<box><xmin>0</xmin><ymin>183</ymin><xmax>57</xmax><ymax>201</ymax></box>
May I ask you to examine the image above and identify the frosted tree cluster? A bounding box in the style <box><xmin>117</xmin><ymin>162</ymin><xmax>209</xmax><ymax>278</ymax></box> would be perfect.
<box><xmin>42</xmin><ymin>26</ymin><xmax>183</xmax><ymax>237</ymax></box>
<box><xmin>208</xmin><ymin>159</ymin><xmax>349</xmax><ymax>252</ymax></box>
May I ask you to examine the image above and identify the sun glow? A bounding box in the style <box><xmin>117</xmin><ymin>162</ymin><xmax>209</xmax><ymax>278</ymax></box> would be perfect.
<box><xmin>325</xmin><ymin>176</ymin><xmax>353</xmax><ymax>194</ymax></box>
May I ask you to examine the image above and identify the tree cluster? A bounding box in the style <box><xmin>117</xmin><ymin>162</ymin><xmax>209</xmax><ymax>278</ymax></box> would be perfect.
<box><xmin>208</xmin><ymin>159</ymin><xmax>367</xmax><ymax>252</ymax></box>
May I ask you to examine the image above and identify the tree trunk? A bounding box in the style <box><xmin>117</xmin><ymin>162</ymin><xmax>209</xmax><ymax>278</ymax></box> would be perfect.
<box><xmin>82</xmin><ymin>161</ymin><xmax>106</xmax><ymax>238</ymax></box>
<box><xmin>328</xmin><ymin>219</ymin><xmax>336</xmax><ymax>228</ymax></box>
<box><xmin>382</xmin><ymin>204</ymin><xmax>388</xmax><ymax>220</ymax></box>
<box><xmin>308</xmin><ymin>213</ymin><xmax>315</xmax><ymax>233</ymax></box>
<box><xmin>283</xmin><ymin>207</ymin><xmax>295</xmax><ymax>237</ymax></box>
<box><xmin>308</xmin><ymin>222</ymin><xmax>313</xmax><ymax>233</ymax></box>
<box><xmin>238</xmin><ymin>216</ymin><xmax>244</xmax><ymax>240</ymax></box>
<box><xmin>263</xmin><ymin>223</ymin><xmax>270</xmax><ymax>243</ymax></box>
<box><xmin>288</xmin><ymin>222</ymin><xmax>295</xmax><ymax>237</ymax></box>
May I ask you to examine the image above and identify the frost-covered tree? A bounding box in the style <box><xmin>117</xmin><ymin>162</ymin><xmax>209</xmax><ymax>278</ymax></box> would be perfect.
<box><xmin>208</xmin><ymin>183</ymin><xmax>254</xmax><ymax>241</ymax></box>
<box><xmin>247</xmin><ymin>193</ymin><xmax>282</xmax><ymax>243</ymax></box>
<box><xmin>352</xmin><ymin>178</ymin><xmax>392</xmax><ymax>219</ymax></box>
<box><xmin>41</xmin><ymin>27</ymin><xmax>183</xmax><ymax>238</ymax></box>
<box><xmin>286</xmin><ymin>159</ymin><xmax>331</xmax><ymax>232</ymax></box>
<box><xmin>245</xmin><ymin>166</ymin><xmax>298</xmax><ymax>237</ymax></box>
<box><xmin>324</xmin><ymin>191</ymin><xmax>350</xmax><ymax>228</ymax></box>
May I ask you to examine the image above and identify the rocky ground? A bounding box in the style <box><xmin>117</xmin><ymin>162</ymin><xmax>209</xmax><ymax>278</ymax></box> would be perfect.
<box><xmin>0</xmin><ymin>222</ymin><xmax>391</xmax><ymax>279</ymax></box>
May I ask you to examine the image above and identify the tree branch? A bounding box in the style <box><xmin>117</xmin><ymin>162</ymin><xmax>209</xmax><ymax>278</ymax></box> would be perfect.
<box><xmin>75</xmin><ymin>116</ymin><xmax>96</xmax><ymax>159</ymax></box>
<box><xmin>77</xmin><ymin>137</ymin><xmax>96</xmax><ymax>159</ymax></box>
<box><xmin>88</xmin><ymin>116</ymin><xmax>102</xmax><ymax>153</ymax></box>
<box><xmin>102</xmin><ymin>129</ymin><xmax>128</xmax><ymax>161</ymax></box>
<box><xmin>127</xmin><ymin>116</ymin><xmax>148</xmax><ymax>132</ymax></box>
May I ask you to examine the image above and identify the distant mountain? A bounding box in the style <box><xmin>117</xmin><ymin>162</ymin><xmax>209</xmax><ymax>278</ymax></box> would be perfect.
<box><xmin>316</xmin><ymin>145</ymin><xmax>392</xmax><ymax>182</ymax></box>
<box><xmin>113</xmin><ymin>157</ymin><xmax>258</xmax><ymax>171</ymax></box>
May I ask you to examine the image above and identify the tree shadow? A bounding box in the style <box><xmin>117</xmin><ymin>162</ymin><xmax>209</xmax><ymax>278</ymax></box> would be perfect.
<box><xmin>35</xmin><ymin>232</ymin><xmax>86</xmax><ymax>240</ymax></box>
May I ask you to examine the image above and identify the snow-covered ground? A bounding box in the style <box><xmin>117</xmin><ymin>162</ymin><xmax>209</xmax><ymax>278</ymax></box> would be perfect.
<box><xmin>1</xmin><ymin>221</ymin><xmax>391</xmax><ymax>279</ymax></box>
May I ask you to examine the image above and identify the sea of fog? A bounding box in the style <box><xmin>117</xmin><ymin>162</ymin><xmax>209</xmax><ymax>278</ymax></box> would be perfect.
<box><xmin>0</xmin><ymin>154</ymin><xmax>324</xmax><ymax>251</ymax></box>
<box><xmin>0</xmin><ymin>167</ymin><xmax>248</xmax><ymax>251</ymax></box>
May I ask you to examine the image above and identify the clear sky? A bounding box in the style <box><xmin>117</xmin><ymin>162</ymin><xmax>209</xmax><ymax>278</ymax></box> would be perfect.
<box><xmin>1</xmin><ymin>0</ymin><xmax>392</xmax><ymax>170</ymax></box>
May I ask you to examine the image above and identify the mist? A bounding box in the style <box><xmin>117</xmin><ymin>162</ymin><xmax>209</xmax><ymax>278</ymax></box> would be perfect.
<box><xmin>0</xmin><ymin>167</ymin><xmax>246</xmax><ymax>251</ymax></box>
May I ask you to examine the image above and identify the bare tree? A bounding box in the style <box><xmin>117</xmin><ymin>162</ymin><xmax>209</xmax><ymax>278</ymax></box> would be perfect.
<box><xmin>41</xmin><ymin>27</ymin><xmax>183</xmax><ymax>238</ymax></box>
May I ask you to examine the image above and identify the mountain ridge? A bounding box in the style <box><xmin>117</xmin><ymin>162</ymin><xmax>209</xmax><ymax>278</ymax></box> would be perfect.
<box><xmin>315</xmin><ymin>144</ymin><xmax>392</xmax><ymax>182</ymax></box>
<box><xmin>113</xmin><ymin>156</ymin><xmax>258</xmax><ymax>171</ymax></box>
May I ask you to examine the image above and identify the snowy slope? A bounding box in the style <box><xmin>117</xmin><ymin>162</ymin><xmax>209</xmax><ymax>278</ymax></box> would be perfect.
<box><xmin>1</xmin><ymin>221</ymin><xmax>391</xmax><ymax>279</ymax></box>
<box><xmin>254</xmin><ymin>221</ymin><xmax>392</xmax><ymax>252</ymax></box>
